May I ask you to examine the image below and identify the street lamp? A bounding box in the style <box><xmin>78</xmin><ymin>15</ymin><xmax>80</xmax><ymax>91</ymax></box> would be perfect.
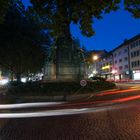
<box><xmin>92</xmin><ymin>55</ymin><xmax>99</xmax><ymax>75</ymax></box>
<box><xmin>93</xmin><ymin>55</ymin><xmax>98</xmax><ymax>61</ymax></box>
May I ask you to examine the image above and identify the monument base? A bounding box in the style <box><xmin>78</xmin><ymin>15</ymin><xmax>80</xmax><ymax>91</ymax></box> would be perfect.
<box><xmin>56</xmin><ymin>63</ymin><xmax>85</xmax><ymax>81</ymax></box>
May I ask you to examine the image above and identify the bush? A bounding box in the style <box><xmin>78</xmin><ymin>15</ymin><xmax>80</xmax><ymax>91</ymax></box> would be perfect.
<box><xmin>7</xmin><ymin>80</ymin><xmax>116</xmax><ymax>97</ymax></box>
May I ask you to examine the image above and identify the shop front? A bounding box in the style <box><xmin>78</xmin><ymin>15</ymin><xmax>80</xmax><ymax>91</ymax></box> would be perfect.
<box><xmin>132</xmin><ymin>70</ymin><xmax>140</xmax><ymax>80</ymax></box>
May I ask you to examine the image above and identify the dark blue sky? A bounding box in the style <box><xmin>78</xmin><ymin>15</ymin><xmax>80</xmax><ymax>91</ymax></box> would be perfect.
<box><xmin>23</xmin><ymin>0</ymin><xmax>140</xmax><ymax>51</ymax></box>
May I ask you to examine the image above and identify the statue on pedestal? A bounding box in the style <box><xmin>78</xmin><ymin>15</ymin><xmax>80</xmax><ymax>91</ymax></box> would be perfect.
<box><xmin>44</xmin><ymin>39</ymin><xmax>86</xmax><ymax>81</ymax></box>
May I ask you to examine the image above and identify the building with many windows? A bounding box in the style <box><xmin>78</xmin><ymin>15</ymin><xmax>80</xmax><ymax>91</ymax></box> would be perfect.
<box><xmin>129</xmin><ymin>34</ymin><xmax>140</xmax><ymax>80</ymax></box>
<box><xmin>87</xmin><ymin>34</ymin><xmax>140</xmax><ymax>81</ymax></box>
<box><xmin>112</xmin><ymin>41</ymin><xmax>130</xmax><ymax>80</ymax></box>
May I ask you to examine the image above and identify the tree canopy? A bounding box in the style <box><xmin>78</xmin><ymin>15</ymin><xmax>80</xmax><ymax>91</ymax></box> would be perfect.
<box><xmin>0</xmin><ymin>0</ymin><xmax>140</xmax><ymax>38</ymax></box>
<box><xmin>124</xmin><ymin>0</ymin><xmax>140</xmax><ymax>18</ymax></box>
<box><xmin>30</xmin><ymin>0</ymin><xmax>140</xmax><ymax>44</ymax></box>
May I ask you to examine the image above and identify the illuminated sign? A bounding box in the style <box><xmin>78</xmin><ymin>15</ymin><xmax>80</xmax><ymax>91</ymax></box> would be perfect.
<box><xmin>102</xmin><ymin>65</ymin><xmax>110</xmax><ymax>70</ymax></box>
<box><xmin>133</xmin><ymin>70</ymin><xmax>140</xmax><ymax>73</ymax></box>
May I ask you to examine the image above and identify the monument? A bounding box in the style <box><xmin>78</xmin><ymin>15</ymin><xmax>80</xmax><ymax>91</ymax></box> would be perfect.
<box><xmin>44</xmin><ymin>41</ymin><xmax>86</xmax><ymax>81</ymax></box>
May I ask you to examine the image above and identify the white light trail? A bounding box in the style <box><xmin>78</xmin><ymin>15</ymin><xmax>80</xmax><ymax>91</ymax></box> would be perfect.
<box><xmin>0</xmin><ymin>104</ymin><xmax>130</xmax><ymax>118</ymax></box>
<box><xmin>0</xmin><ymin>108</ymin><xmax>102</xmax><ymax>118</ymax></box>
<box><xmin>0</xmin><ymin>102</ymin><xmax>65</xmax><ymax>109</ymax></box>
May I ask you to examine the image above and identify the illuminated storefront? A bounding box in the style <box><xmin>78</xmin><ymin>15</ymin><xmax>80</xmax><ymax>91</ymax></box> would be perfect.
<box><xmin>133</xmin><ymin>70</ymin><xmax>140</xmax><ymax>80</ymax></box>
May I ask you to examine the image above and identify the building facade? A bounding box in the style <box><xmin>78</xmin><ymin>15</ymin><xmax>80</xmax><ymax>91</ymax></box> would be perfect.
<box><xmin>88</xmin><ymin>34</ymin><xmax>140</xmax><ymax>81</ymax></box>
<box><xmin>99</xmin><ymin>52</ymin><xmax>114</xmax><ymax>80</ymax></box>
<box><xmin>112</xmin><ymin>43</ymin><xmax>130</xmax><ymax>80</ymax></box>
<box><xmin>129</xmin><ymin>35</ymin><xmax>140</xmax><ymax>80</ymax></box>
<box><xmin>86</xmin><ymin>50</ymin><xmax>107</xmax><ymax>78</ymax></box>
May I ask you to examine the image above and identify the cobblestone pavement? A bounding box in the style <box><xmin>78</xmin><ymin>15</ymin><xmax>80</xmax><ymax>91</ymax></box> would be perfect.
<box><xmin>1</xmin><ymin>102</ymin><xmax>140</xmax><ymax>140</ymax></box>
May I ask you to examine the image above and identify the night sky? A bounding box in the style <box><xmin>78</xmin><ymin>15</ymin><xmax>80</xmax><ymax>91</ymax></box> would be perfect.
<box><xmin>23</xmin><ymin>0</ymin><xmax>140</xmax><ymax>51</ymax></box>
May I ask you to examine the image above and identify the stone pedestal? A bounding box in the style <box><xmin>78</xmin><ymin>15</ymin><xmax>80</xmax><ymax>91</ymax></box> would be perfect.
<box><xmin>56</xmin><ymin>46</ymin><xmax>85</xmax><ymax>81</ymax></box>
<box><xmin>44</xmin><ymin>45</ymin><xmax>86</xmax><ymax>81</ymax></box>
<box><xmin>56</xmin><ymin>63</ymin><xmax>85</xmax><ymax>80</ymax></box>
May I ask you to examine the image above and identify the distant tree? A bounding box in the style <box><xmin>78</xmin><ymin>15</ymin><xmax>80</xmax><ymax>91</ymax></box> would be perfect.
<box><xmin>0</xmin><ymin>0</ymin><xmax>49</xmax><ymax>81</ymax></box>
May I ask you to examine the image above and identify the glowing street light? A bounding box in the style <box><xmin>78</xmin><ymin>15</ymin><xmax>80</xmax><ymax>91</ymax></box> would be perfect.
<box><xmin>92</xmin><ymin>55</ymin><xmax>98</xmax><ymax>61</ymax></box>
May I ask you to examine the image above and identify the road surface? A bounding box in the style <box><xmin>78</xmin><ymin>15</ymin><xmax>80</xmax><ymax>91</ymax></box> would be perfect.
<box><xmin>0</xmin><ymin>83</ymin><xmax>140</xmax><ymax>140</ymax></box>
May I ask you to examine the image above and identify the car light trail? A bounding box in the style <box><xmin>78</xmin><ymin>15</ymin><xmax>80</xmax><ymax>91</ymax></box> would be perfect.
<box><xmin>0</xmin><ymin>102</ymin><xmax>65</xmax><ymax>109</ymax></box>
<box><xmin>110</xmin><ymin>94</ymin><xmax>140</xmax><ymax>103</ymax></box>
<box><xmin>96</xmin><ymin>88</ymin><xmax>140</xmax><ymax>96</ymax></box>
<box><xmin>0</xmin><ymin>105</ymin><xmax>126</xmax><ymax>118</ymax></box>
<box><xmin>0</xmin><ymin>95</ymin><xmax>140</xmax><ymax>118</ymax></box>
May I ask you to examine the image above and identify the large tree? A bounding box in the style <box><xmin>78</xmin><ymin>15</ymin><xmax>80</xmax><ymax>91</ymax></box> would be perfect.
<box><xmin>0</xmin><ymin>0</ymin><xmax>49</xmax><ymax>81</ymax></box>
<box><xmin>30</xmin><ymin>0</ymin><xmax>140</xmax><ymax>47</ymax></box>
